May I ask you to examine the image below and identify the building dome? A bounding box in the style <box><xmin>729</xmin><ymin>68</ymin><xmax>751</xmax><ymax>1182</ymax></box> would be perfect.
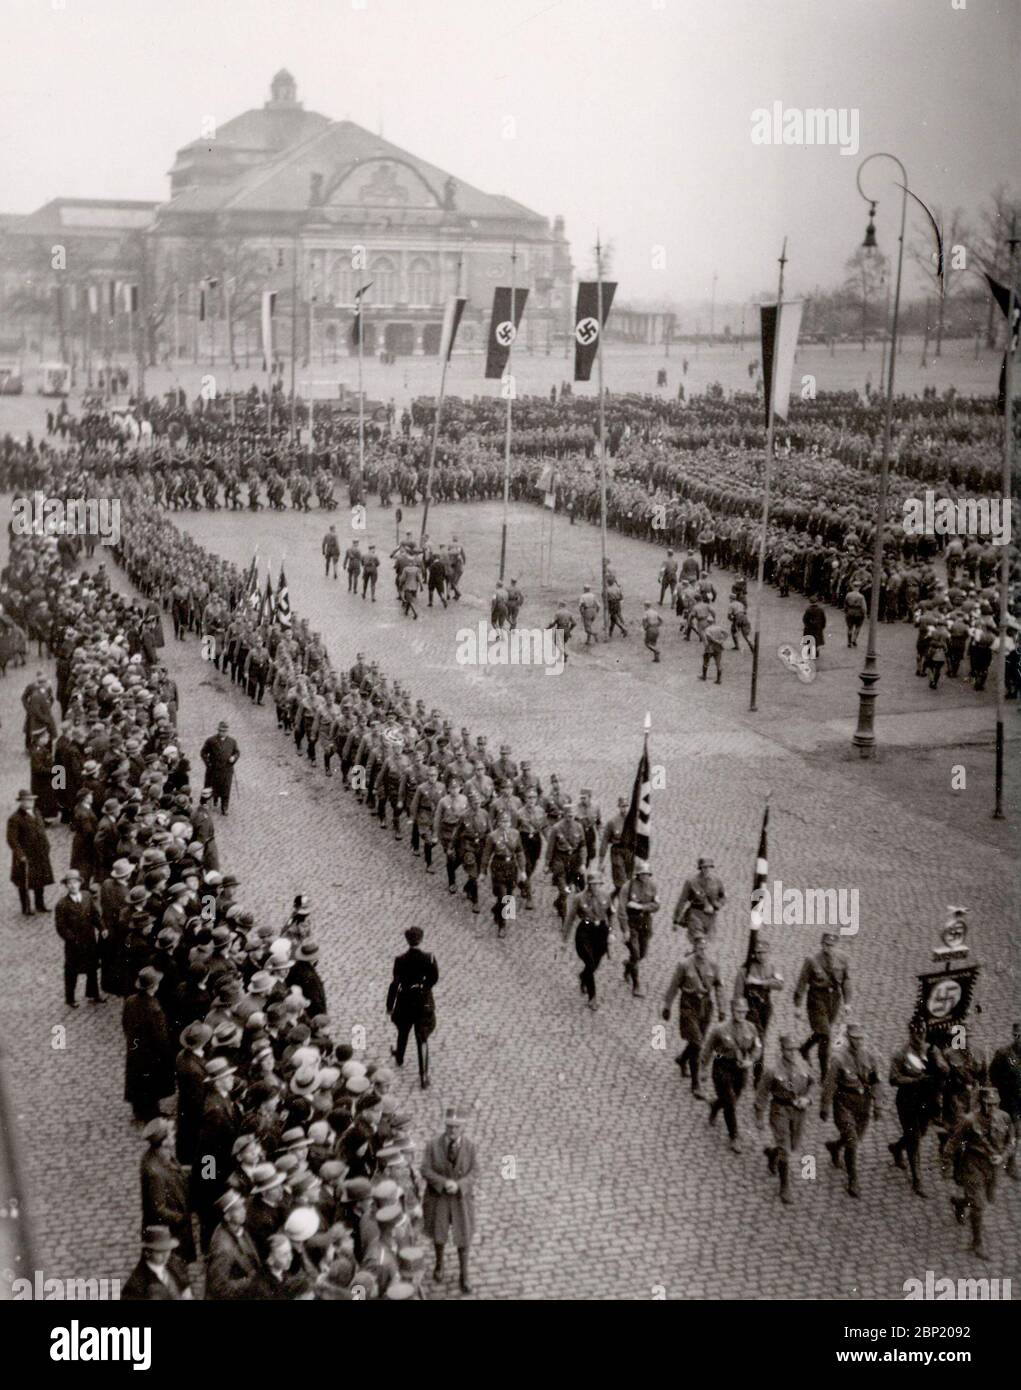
<box><xmin>269</xmin><ymin>70</ymin><xmax>297</xmax><ymax>106</ymax></box>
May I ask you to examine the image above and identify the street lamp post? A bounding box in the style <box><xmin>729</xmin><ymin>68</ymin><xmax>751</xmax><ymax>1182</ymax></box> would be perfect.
<box><xmin>851</xmin><ymin>153</ymin><xmax>908</xmax><ymax>758</ymax></box>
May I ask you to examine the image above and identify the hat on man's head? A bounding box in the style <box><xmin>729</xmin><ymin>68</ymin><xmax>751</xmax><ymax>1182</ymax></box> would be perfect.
<box><xmin>142</xmin><ymin>1117</ymin><xmax>171</xmax><ymax>1146</ymax></box>
<box><xmin>137</xmin><ymin>965</ymin><xmax>162</xmax><ymax>990</ymax></box>
<box><xmin>821</xmin><ymin>931</ymin><xmax>839</xmax><ymax>946</ymax></box>
<box><xmin>141</xmin><ymin>1225</ymin><xmax>178</xmax><ymax>1252</ymax></box>
<box><xmin>292</xmin><ymin>894</ymin><xmax>311</xmax><ymax>917</ymax></box>
<box><xmin>404</xmin><ymin>926</ymin><xmax>424</xmax><ymax>946</ymax></box>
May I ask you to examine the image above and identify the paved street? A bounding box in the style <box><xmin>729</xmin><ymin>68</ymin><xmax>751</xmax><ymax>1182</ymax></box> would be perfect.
<box><xmin>0</xmin><ymin>493</ymin><xmax>1017</xmax><ymax>1300</ymax></box>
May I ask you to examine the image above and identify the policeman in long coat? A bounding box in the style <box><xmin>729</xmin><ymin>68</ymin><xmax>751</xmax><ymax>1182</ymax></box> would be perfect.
<box><xmin>421</xmin><ymin>1108</ymin><xmax>476</xmax><ymax>1294</ymax></box>
<box><xmin>386</xmin><ymin>926</ymin><xmax>438</xmax><ymax>1090</ymax></box>
<box><xmin>200</xmin><ymin>721</ymin><xmax>240</xmax><ymax>815</ymax></box>
<box><xmin>7</xmin><ymin>789</ymin><xmax>53</xmax><ymax>914</ymax></box>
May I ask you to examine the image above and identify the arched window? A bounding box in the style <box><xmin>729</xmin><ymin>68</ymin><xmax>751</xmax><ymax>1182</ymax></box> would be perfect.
<box><xmin>408</xmin><ymin>256</ymin><xmax>436</xmax><ymax>306</ymax></box>
<box><xmin>371</xmin><ymin>255</ymin><xmax>397</xmax><ymax>306</ymax></box>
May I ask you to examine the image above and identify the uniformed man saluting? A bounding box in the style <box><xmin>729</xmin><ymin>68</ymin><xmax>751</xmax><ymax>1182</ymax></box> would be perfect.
<box><xmin>755</xmin><ymin>1035</ymin><xmax>814</xmax><ymax>1205</ymax></box>
<box><xmin>820</xmin><ymin>1021</ymin><xmax>882</xmax><ymax>1198</ymax></box>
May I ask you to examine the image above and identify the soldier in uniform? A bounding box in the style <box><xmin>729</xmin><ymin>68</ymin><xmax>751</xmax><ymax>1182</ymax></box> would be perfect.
<box><xmin>454</xmin><ymin>791</ymin><xmax>490</xmax><ymax>914</ymax></box>
<box><xmin>732</xmin><ymin>936</ymin><xmax>784</xmax><ymax>1083</ymax></box>
<box><xmin>598</xmin><ymin>797</ymin><xmax>631</xmax><ymax>894</ymax></box>
<box><xmin>820</xmin><ymin>1022</ymin><xmax>883</xmax><ymax>1198</ymax></box>
<box><xmin>755</xmin><ymin>1035</ymin><xmax>814</xmax><ymax>1205</ymax></box>
<box><xmin>698</xmin><ymin>997</ymin><xmax>762</xmax><ymax>1152</ymax></box>
<box><xmin>561</xmin><ymin>867</ymin><xmax>615</xmax><ymax>1010</ymax></box>
<box><xmin>343</xmin><ymin>539</ymin><xmax>362</xmax><ymax>593</ymax></box>
<box><xmin>641</xmin><ymin>603</ymin><xmax>662</xmax><ymax>662</ymax></box>
<box><xmin>433</xmin><ymin>777</ymin><xmax>469</xmax><ymax>894</ymax></box>
<box><xmin>576</xmin><ymin>788</ymin><xmax>601</xmax><ymax>865</ymax></box>
<box><xmin>322</xmin><ymin>526</ymin><xmax>340</xmax><ymax>580</ymax></box>
<box><xmin>622</xmin><ymin>860</ymin><xmax>659</xmax><ymax>998</ymax></box>
<box><xmin>481</xmin><ymin>810</ymin><xmax>527</xmax><ymax>938</ymax></box>
<box><xmin>605</xmin><ymin>575</ymin><xmax>627</xmax><ymax>638</ymax></box>
<box><xmin>658</xmin><ymin>550</ymin><xmax>679</xmax><ymax>606</ymax></box>
<box><xmin>988</xmin><ymin>1021</ymin><xmax>1021</xmax><ymax>1178</ymax></box>
<box><xmin>545</xmin><ymin>798</ymin><xmax>587</xmax><ymax>922</ymax></box>
<box><xmin>794</xmin><ymin>931</ymin><xmax>851</xmax><ymax>1079</ymax></box>
<box><xmin>516</xmin><ymin>787</ymin><xmax>546</xmax><ymax>909</ymax></box>
<box><xmin>579</xmin><ymin>586</ymin><xmax>600</xmax><ymax>644</ymax></box>
<box><xmin>943</xmin><ymin>1085</ymin><xmax>1016</xmax><ymax>1259</ymax></box>
<box><xmin>386</xmin><ymin>926</ymin><xmax>438</xmax><ymax>1091</ymax></box>
<box><xmin>888</xmin><ymin>1017</ymin><xmax>947</xmax><ymax>1197</ymax></box>
<box><xmin>409</xmin><ymin>765</ymin><xmax>442</xmax><ymax>873</ymax></box>
<box><xmin>673</xmin><ymin>857</ymin><xmax>726</xmax><ymax>944</ymax></box>
<box><xmin>361</xmin><ymin>546</ymin><xmax>380</xmax><ymax>601</ymax></box>
<box><xmin>662</xmin><ymin>937</ymin><xmax>724</xmax><ymax>1097</ymax></box>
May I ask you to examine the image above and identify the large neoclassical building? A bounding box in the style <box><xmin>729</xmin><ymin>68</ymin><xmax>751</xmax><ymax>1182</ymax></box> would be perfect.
<box><xmin>158</xmin><ymin>70</ymin><xmax>574</xmax><ymax>358</ymax></box>
<box><xmin>0</xmin><ymin>71</ymin><xmax>574</xmax><ymax>365</ymax></box>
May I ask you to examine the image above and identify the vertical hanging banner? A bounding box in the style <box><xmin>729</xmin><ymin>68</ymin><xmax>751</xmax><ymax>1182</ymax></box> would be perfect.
<box><xmin>108</xmin><ymin>281</ymin><xmax>118</xmax><ymax>316</ymax></box>
<box><xmin>440</xmin><ymin>294</ymin><xmax>468</xmax><ymax>362</ymax></box>
<box><xmin>574</xmin><ymin>279</ymin><xmax>617</xmax><ymax>381</ymax></box>
<box><xmin>123</xmin><ymin>284</ymin><xmax>139</xmax><ymax>314</ymax></box>
<box><xmin>984</xmin><ymin>271</ymin><xmax>1020</xmax><ymax>412</ymax></box>
<box><xmin>350</xmin><ymin>282</ymin><xmax>373</xmax><ymax>347</ymax></box>
<box><xmin>484</xmin><ymin>286</ymin><xmax>528</xmax><ymax>378</ymax></box>
<box><xmin>759</xmin><ymin>298</ymin><xmax>804</xmax><ymax>427</ymax></box>
<box><xmin>261</xmin><ymin>290</ymin><xmax>277</xmax><ymax>367</ymax></box>
<box><xmin>87</xmin><ymin>285</ymin><xmax>99</xmax><ymax>315</ymax></box>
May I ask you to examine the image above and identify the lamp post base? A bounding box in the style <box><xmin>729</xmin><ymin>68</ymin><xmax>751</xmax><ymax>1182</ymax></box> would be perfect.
<box><xmin>852</xmin><ymin>659</ymin><xmax>880</xmax><ymax>758</ymax></box>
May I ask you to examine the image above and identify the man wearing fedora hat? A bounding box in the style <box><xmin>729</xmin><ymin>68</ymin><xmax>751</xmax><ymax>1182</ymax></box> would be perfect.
<box><xmin>55</xmin><ymin>869</ymin><xmax>103</xmax><ymax>1007</ymax></box>
<box><xmin>123</xmin><ymin>965</ymin><xmax>175</xmax><ymax>1122</ymax></box>
<box><xmin>7</xmin><ymin>788</ymin><xmax>53</xmax><ymax>915</ymax></box>
<box><xmin>287</xmin><ymin>940</ymin><xmax>327</xmax><ymax>1019</ymax></box>
<box><xmin>140</xmin><ymin>1117</ymin><xmax>195</xmax><ymax>1261</ymax></box>
<box><xmin>191</xmin><ymin>1055</ymin><xmax>242</xmax><ymax>1248</ymax></box>
<box><xmin>422</xmin><ymin>1108</ymin><xmax>476</xmax><ymax>1294</ymax></box>
<box><xmin>175</xmin><ymin>1021</ymin><xmax>213</xmax><ymax>1166</ymax></box>
<box><xmin>121</xmin><ymin>1225</ymin><xmax>192</xmax><ymax>1301</ymax></box>
<box><xmin>206</xmin><ymin>1189</ymin><xmax>261</xmax><ymax>1299</ymax></box>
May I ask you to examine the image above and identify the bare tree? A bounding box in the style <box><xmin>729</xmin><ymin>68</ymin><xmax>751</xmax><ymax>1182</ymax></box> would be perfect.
<box><xmin>843</xmin><ymin>247</ymin><xmax>888</xmax><ymax>350</ymax></box>
<box><xmin>910</xmin><ymin>205</ymin><xmax>970</xmax><ymax>357</ymax></box>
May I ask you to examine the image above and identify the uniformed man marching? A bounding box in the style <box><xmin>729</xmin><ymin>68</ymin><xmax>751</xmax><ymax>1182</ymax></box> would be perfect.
<box><xmin>794</xmin><ymin>931</ymin><xmax>851</xmax><ymax>1079</ymax></box>
<box><xmin>755</xmin><ymin>1035</ymin><xmax>814</xmax><ymax>1205</ymax></box>
<box><xmin>942</xmin><ymin>1085</ymin><xmax>1015</xmax><ymax>1259</ymax></box>
<box><xmin>561</xmin><ymin>867</ymin><xmax>614</xmax><ymax>1011</ymax></box>
<box><xmin>673</xmin><ymin>857</ymin><xmax>726</xmax><ymax>944</ymax></box>
<box><xmin>698</xmin><ymin>997</ymin><xmax>762</xmax><ymax>1152</ymax></box>
<box><xmin>598</xmin><ymin>798</ymin><xmax>631</xmax><ymax>894</ymax></box>
<box><xmin>820</xmin><ymin>1021</ymin><xmax>882</xmax><ymax>1198</ymax></box>
<box><xmin>888</xmin><ymin>1017</ymin><xmax>946</xmax><ymax>1197</ymax></box>
<box><xmin>481</xmin><ymin>811</ymin><xmax>527</xmax><ymax>939</ymax></box>
<box><xmin>622</xmin><ymin>860</ymin><xmax>659</xmax><ymax>998</ymax></box>
<box><xmin>545</xmin><ymin>799</ymin><xmax>586</xmax><ymax>922</ymax></box>
<box><xmin>662</xmin><ymin>937</ymin><xmax>724</xmax><ymax>1098</ymax></box>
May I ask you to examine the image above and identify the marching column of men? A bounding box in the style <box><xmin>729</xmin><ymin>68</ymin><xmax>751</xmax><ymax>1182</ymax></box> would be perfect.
<box><xmin>3</xmin><ymin>526</ymin><xmax>483</xmax><ymax>1300</ymax></box>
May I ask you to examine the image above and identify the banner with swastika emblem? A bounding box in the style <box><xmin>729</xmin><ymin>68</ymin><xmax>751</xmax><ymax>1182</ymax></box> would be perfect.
<box><xmin>484</xmin><ymin>286</ymin><xmax>528</xmax><ymax>378</ymax></box>
<box><xmin>574</xmin><ymin>279</ymin><xmax>617</xmax><ymax>381</ymax></box>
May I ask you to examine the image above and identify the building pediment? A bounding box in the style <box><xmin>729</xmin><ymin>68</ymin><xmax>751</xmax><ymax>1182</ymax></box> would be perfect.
<box><xmin>326</xmin><ymin>159</ymin><xmax>440</xmax><ymax>210</ymax></box>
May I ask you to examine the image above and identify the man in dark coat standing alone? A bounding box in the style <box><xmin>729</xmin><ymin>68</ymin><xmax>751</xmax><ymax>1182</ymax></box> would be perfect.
<box><xmin>422</xmin><ymin>1107</ymin><xmax>477</xmax><ymax>1293</ymax></box>
<box><xmin>123</xmin><ymin>965</ymin><xmax>175</xmax><ymax>1122</ymax></box>
<box><xmin>7</xmin><ymin>788</ymin><xmax>53</xmax><ymax>914</ymax></box>
<box><xmin>54</xmin><ymin>869</ymin><xmax>103</xmax><ymax>1007</ymax></box>
<box><xmin>386</xmin><ymin>926</ymin><xmax>438</xmax><ymax>1090</ymax></box>
<box><xmin>200</xmin><ymin>721</ymin><xmax>240</xmax><ymax>816</ymax></box>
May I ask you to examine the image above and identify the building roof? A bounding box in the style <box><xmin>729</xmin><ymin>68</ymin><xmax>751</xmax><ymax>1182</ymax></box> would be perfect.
<box><xmin>8</xmin><ymin>199</ymin><xmax>158</xmax><ymax>235</ymax></box>
<box><xmin>165</xmin><ymin>118</ymin><xmax>547</xmax><ymax>227</ymax></box>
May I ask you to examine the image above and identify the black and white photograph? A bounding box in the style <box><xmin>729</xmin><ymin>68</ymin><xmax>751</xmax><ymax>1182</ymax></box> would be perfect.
<box><xmin>0</xmin><ymin>0</ymin><xmax>1017</xmax><ymax>1350</ymax></box>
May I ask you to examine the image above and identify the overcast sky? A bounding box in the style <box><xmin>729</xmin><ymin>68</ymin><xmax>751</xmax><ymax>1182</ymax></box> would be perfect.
<box><xmin>2</xmin><ymin>0</ymin><xmax>1017</xmax><ymax>308</ymax></box>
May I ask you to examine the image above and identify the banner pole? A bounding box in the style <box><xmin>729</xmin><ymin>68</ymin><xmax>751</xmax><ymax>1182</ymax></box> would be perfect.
<box><xmin>597</xmin><ymin>234</ymin><xmax>608</xmax><ymax>638</ymax></box>
<box><xmin>499</xmin><ymin>242</ymin><xmax>517</xmax><ymax>581</ymax></box>
<box><xmin>993</xmin><ymin>218</ymin><xmax>1018</xmax><ymax>819</ymax></box>
<box><xmin>749</xmin><ymin>238</ymin><xmax>787</xmax><ymax>713</ymax></box>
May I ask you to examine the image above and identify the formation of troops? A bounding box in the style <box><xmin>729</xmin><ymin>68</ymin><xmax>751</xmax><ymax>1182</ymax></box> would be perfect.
<box><xmin>1</xmin><ymin>372</ymin><xmax>1018</xmax><ymax>1290</ymax></box>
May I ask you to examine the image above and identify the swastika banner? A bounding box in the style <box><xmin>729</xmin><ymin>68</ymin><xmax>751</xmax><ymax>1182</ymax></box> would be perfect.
<box><xmin>574</xmin><ymin>279</ymin><xmax>617</xmax><ymax>381</ymax></box>
<box><xmin>484</xmin><ymin>286</ymin><xmax>528</xmax><ymax>379</ymax></box>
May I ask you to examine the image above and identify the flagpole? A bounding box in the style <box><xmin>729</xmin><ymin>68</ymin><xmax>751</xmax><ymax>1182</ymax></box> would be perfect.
<box><xmin>357</xmin><ymin>283</ymin><xmax>365</xmax><ymax>479</ymax></box>
<box><xmin>749</xmin><ymin>238</ymin><xmax>787</xmax><ymax>712</ymax></box>
<box><xmin>596</xmin><ymin>233</ymin><xmax>608</xmax><ymax>639</ymax></box>
<box><xmin>265</xmin><ymin>289</ymin><xmax>272</xmax><ymax>438</ymax></box>
<box><xmin>421</xmin><ymin>249</ymin><xmax>463</xmax><ymax>546</ymax></box>
<box><xmin>745</xmin><ymin>794</ymin><xmax>771</xmax><ymax>969</ymax></box>
<box><xmin>499</xmin><ymin>242</ymin><xmax>517</xmax><ymax>580</ymax></box>
<box><xmin>173</xmin><ymin>282</ymin><xmax>179</xmax><ymax>391</ymax></box>
<box><xmin>993</xmin><ymin>217</ymin><xmax>1018</xmax><ymax>819</ymax></box>
<box><xmin>225</xmin><ymin>277</ymin><xmax>235</xmax><ymax>428</ymax></box>
<box><xmin>289</xmin><ymin>234</ymin><xmax>298</xmax><ymax>443</ymax></box>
